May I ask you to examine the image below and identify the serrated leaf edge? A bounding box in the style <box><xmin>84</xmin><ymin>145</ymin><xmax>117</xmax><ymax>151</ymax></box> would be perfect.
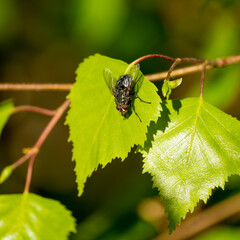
<box><xmin>142</xmin><ymin>97</ymin><xmax>240</xmax><ymax>233</ymax></box>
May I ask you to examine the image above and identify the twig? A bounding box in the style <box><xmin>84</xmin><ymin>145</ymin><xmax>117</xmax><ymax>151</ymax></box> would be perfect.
<box><xmin>14</xmin><ymin>105</ymin><xmax>57</xmax><ymax>116</ymax></box>
<box><xmin>200</xmin><ymin>64</ymin><xmax>207</xmax><ymax>98</ymax></box>
<box><xmin>23</xmin><ymin>98</ymin><xmax>70</xmax><ymax>192</ymax></box>
<box><xmin>125</xmin><ymin>54</ymin><xmax>175</xmax><ymax>73</ymax></box>
<box><xmin>33</xmin><ymin>99</ymin><xmax>70</xmax><ymax>150</ymax></box>
<box><xmin>154</xmin><ymin>193</ymin><xmax>240</xmax><ymax>240</ymax></box>
<box><xmin>0</xmin><ymin>55</ymin><xmax>238</xmax><ymax>91</ymax></box>
<box><xmin>9</xmin><ymin>99</ymin><xmax>71</xmax><ymax>192</ymax></box>
<box><xmin>11</xmin><ymin>149</ymin><xmax>37</xmax><ymax>170</ymax></box>
<box><xmin>0</xmin><ymin>83</ymin><xmax>73</xmax><ymax>91</ymax></box>
<box><xmin>24</xmin><ymin>154</ymin><xmax>37</xmax><ymax>193</ymax></box>
<box><xmin>146</xmin><ymin>64</ymin><xmax>213</xmax><ymax>81</ymax></box>
<box><xmin>166</xmin><ymin>57</ymin><xmax>205</xmax><ymax>80</ymax></box>
<box><xmin>147</xmin><ymin>54</ymin><xmax>240</xmax><ymax>81</ymax></box>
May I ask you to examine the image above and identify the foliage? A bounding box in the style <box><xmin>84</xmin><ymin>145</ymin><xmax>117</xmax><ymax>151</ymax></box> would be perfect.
<box><xmin>1</xmin><ymin>0</ymin><xmax>240</xmax><ymax>239</ymax></box>
<box><xmin>142</xmin><ymin>98</ymin><xmax>240</xmax><ymax>232</ymax></box>
<box><xmin>0</xmin><ymin>99</ymin><xmax>14</xmax><ymax>138</ymax></box>
<box><xmin>0</xmin><ymin>193</ymin><xmax>76</xmax><ymax>240</ymax></box>
<box><xmin>66</xmin><ymin>54</ymin><xmax>161</xmax><ymax>196</ymax></box>
<box><xmin>0</xmin><ymin>165</ymin><xmax>13</xmax><ymax>183</ymax></box>
<box><xmin>162</xmin><ymin>78</ymin><xmax>182</xmax><ymax>100</ymax></box>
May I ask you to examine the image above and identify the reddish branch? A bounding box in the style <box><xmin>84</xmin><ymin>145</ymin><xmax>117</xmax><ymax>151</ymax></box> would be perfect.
<box><xmin>147</xmin><ymin>54</ymin><xmax>240</xmax><ymax>81</ymax></box>
<box><xmin>0</xmin><ymin>55</ymin><xmax>239</xmax><ymax>91</ymax></box>
<box><xmin>24</xmin><ymin>99</ymin><xmax>70</xmax><ymax>192</ymax></box>
<box><xmin>14</xmin><ymin>105</ymin><xmax>56</xmax><ymax>116</ymax></box>
<box><xmin>1</xmin><ymin>53</ymin><xmax>240</xmax><ymax>189</ymax></box>
<box><xmin>200</xmin><ymin>64</ymin><xmax>207</xmax><ymax>98</ymax></box>
<box><xmin>11</xmin><ymin>150</ymin><xmax>37</xmax><ymax>170</ymax></box>
<box><xmin>0</xmin><ymin>83</ymin><xmax>73</xmax><ymax>91</ymax></box>
<box><xmin>9</xmin><ymin>99</ymin><xmax>71</xmax><ymax>192</ymax></box>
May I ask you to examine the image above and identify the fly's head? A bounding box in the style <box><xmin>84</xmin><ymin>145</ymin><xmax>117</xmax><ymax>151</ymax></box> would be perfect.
<box><xmin>116</xmin><ymin>104</ymin><xmax>129</xmax><ymax>115</ymax></box>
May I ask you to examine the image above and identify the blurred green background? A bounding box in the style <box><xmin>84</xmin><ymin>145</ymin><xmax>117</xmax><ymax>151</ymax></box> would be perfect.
<box><xmin>0</xmin><ymin>0</ymin><xmax>240</xmax><ymax>239</ymax></box>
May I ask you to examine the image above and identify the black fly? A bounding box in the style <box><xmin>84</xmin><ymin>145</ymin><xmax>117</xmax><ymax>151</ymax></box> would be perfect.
<box><xmin>103</xmin><ymin>64</ymin><xmax>150</xmax><ymax>122</ymax></box>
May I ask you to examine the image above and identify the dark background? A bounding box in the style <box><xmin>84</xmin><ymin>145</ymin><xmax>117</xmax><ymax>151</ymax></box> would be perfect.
<box><xmin>0</xmin><ymin>0</ymin><xmax>240</xmax><ymax>239</ymax></box>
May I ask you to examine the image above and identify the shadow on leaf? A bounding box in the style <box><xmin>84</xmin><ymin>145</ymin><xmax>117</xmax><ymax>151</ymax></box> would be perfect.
<box><xmin>139</xmin><ymin>100</ymin><xmax>182</xmax><ymax>153</ymax></box>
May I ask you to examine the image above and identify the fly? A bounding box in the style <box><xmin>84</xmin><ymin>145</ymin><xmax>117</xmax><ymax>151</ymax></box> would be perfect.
<box><xmin>103</xmin><ymin>64</ymin><xmax>150</xmax><ymax>122</ymax></box>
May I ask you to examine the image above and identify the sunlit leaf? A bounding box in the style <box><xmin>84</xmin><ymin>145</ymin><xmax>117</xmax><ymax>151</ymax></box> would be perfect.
<box><xmin>162</xmin><ymin>78</ymin><xmax>182</xmax><ymax>100</ymax></box>
<box><xmin>169</xmin><ymin>78</ymin><xmax>182</xmax><ymax>89</ymax></box>
<box><xmin>161</xmin><ymin>80</ymin><xmax>171</xmax><ymax>100</ymax></box>
<box><xmin>0</xmin><ymin>99</ymin><xmax>14</xmax><ymax>139</ymax></box>
<box><xmin>0</xmin><ymin>193</ymin><xmax>76</xmax><ymax>240</ymax></box>
<box><xmin>0</xmin><ymin>165</ymin><xmax>13</xmax><ymax>183</ymax></box>
<box><xmin>142</xmin><ymin>98</ymin><xmax>240</xmax><ymax>232</ymax></box>
<box><xmin>66</xmin><ymin>54</ymin><xmax>161</xmax><ymax>196</ymax></box>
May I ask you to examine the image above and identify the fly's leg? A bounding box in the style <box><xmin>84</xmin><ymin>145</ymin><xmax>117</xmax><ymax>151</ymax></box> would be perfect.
<box><xmin>130</xmin><ymin>101</ymin><xmax>142</xmax><ymax>122</ymax></box>
<box><xmin>135</xmin><ymin>94</ymin><xmax>151</xmax><ymax>104</ymax></box>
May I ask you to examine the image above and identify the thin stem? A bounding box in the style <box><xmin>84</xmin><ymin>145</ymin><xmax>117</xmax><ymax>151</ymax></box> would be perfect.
<box><xmin>166</xmin><ymin>58</ymin><xmax>182</xmax><ymax>80</ymax></box>
<box><xmin>9</xmin><ymin>99</ymin><xmax>71</xmax><ymax>192</ymax></box>
<box><xmin>200</xmin><ymin>64</ymin><xmax>207</xmax><ymax>98</ymax></box>
<box><xmin>34</xmin><ymin>99</ymin><xmax>70</xmax><ymax>149</ymax></box>
<box><xmin>145</xmin><ymin>64</ymin><xmax>214</xmax><ymax>81</ymax></box>
<box><xmin>24</xmin><ymin>154</ymin><xmax>37</xmax><ymax>193</ymax></box>
<box><xmin>125</xmin><ymin>54</ymin><xmax>176</xmax><ymax>73</ymax></box>
<box><xmin>131</xmin><ymin>54</ymin><xmax>176</xmax><ymax>63</ymax></box>
<box><xmin>0</xmin><ymin>55</ymin><xmax>239</xmax><ymax>90</ymax></box>
<box><xmin>14</xmin><ymin>105</ymin><xmax>57</xmax><ymax>116</ymax></box>
<box><xmin>11</xmin><ymin>149</ymin><xmax>37</xmax><ymax>169</ymax></box>
<box><xmin>147</xmin><ymin>54</ymin><xmax>240</xmax><ymax>81</ymax></box>
<box><xmin>181</xmin><ymin>57</ymin><xmax>205</xmax><ymax>64</ymax></box>
<box><xmin>0</xmin><ymin>83</ymin><xmax>73</xmax><ymax>91</ymax></box>
<box><xmin>166</xmin><ymin>57</ymin><xmax>205</xmax><ymax>80</ymax></box>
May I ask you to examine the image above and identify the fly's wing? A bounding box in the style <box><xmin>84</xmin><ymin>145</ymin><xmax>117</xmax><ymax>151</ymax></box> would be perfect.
<box><xmin>128</xmin><ymin>63</ymin><xmax>143</xmax><ymax>93</ymax></box>
<box><xmin>103</xmin><ymin>68</ymin><xmax>117</xmax><ymax>95</ymax></box>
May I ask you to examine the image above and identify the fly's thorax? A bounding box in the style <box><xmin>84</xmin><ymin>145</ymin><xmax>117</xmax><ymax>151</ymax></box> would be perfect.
<box><xmin>116</xmin><ymin>75</ymin><xmax>132</xmax><ymax>89</ymax></box>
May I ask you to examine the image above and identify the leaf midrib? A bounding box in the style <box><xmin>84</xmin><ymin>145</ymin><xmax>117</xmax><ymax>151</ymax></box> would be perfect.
<box><xmin>8</xmin><ymin>194</ymin><xmax>28</xmax><ymax>237</ymax></box>
<box><xmin>90</xmin><ymin>97</ymin><xmax>114</xmax><ymax>159</ymax></box>
<box><xmin>182</xmin><ymin>97</ymin><xmax>203</xmax><ymax>176</ymax></box>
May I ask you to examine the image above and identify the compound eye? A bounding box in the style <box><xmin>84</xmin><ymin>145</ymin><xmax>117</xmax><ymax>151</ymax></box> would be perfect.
<box><xmin>116</xmin><ymin>105</ymin><xmax>120</xmax><ymax>111</ymax></box>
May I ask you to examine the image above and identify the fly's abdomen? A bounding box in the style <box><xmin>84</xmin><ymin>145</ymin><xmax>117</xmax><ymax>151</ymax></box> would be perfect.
<box><xmin>115</xmin><ymin>89</ymin><xmax>128</xmax><ymax>105</ymax></box>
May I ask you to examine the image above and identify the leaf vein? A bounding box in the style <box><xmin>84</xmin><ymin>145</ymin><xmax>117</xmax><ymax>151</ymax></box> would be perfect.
<box><xmin>198</xmin><ymin>115</ymin><xmax>228</xmax><ymax>160</ymax></box>
<box><xmin>202</xmin><ymin>105</ymin><xmax>240</xmax><ymax>142</ymax></box>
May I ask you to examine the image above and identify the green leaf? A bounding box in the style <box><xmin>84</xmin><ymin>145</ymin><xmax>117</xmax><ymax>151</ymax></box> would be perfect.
<box><xmin>169</xmin><ymin>78</ymin><xmax>182</xmax><ymax>89</ymax></box>
<box><xmin>142</xmin><ymin>98</ymin><xmax>240</xmax><ymax>232</ymax></box>
<box><xmin>66</xmin><ymin>54</ymin><xmax>161</xmax><ymax>196</ymax></box>
<box><xmin>0</xmin><ymin>193</ymin><xmax>76</xmax><ymax>240</ymax></box>
<box><xmin>162</xmin><ymin>78</ymin><xmax>182</xmax><ymax>100</ymax></box>
<box><xmin>0</xmin><ymin>99</ymin><xmax>14</xmax><ymax>138</ymax></box>
<box><xmin>161</xmin><ymin>80</ymin><xmax>171</xmax><ymax>99</ymax></box>
<box><xmin>0</xmin><ymin>165</ymin><xmax>13</xmax><ymax>183</ymax></box>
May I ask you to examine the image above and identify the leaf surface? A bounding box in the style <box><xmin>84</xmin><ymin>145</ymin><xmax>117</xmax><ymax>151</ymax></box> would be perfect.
<box><xmin>66</xmin><ymin>54</ymin><xmax>161</xmax><ymax>195</ymax></box>
<box><xmin>0</xmin><ymin>193</ymin><xmax>76</xmax><ymax>240</ymax></box>
<box><xmin>142</xmin><ymin>98</ymin><xmax>240</xmax><ymax>232</ymax></box>
<box><xmin>0</xmin><ymin>100</ymin><xmax>14</xmax><ymax>138</ymax></box>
